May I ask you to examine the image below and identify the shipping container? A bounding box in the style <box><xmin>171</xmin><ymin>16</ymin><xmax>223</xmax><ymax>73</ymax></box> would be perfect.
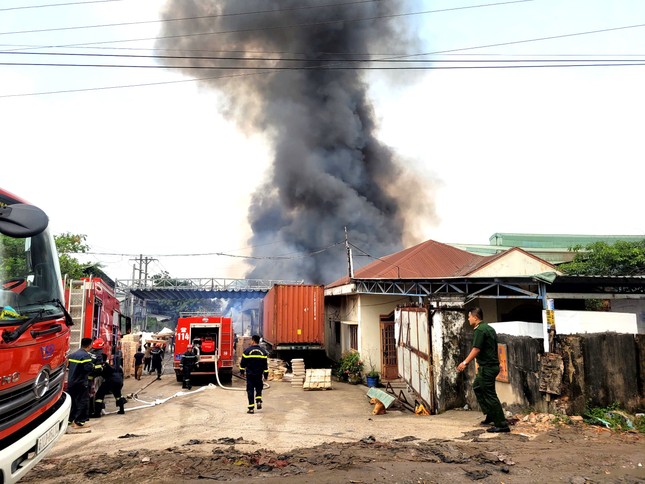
<box><xmin>261</xmin><ymin>284</ymin><xmax>324</xmax><ymax>351</ymax></box>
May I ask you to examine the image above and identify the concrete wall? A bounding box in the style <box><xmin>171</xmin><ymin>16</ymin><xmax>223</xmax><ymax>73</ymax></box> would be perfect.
<box><xmin>357</xmin><ymin>294</ymin><xmax>401</xmax><ymax>374</ymax></box>
<box><xmin>324</xmin><ymin>295</ymin><xmax>359</xmax><ymax>361</ymax></box>
<box><xmin>462</xmin><ymin>319</ymin><xmax>645</xmax><ymax>415</ymax></box>
<box><xmin>557</xmin><ymin>333</ymin><xmax>644</xmax><ymax>414</ymax></box>
<box><xmin>431</xmin><ymin>303</ymin><xmax>467</xmax><ymax>413</ymax></box>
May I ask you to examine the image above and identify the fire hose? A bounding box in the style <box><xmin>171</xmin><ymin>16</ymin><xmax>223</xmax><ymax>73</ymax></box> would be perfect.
<box><xmin>106</xmin><ymin>352</ymin><xmax>270</xmax><ymax>414</ymax></box>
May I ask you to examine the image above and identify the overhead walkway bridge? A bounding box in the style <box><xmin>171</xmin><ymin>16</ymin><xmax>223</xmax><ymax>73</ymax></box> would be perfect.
<box><xmin>115</xmin><ymin>278</ymin><xmax>303</xmax><ymax>301</ymax></box>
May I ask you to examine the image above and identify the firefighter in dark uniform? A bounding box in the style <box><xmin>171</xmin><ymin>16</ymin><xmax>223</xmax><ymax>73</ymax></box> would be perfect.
<box><xmin>88</xmin><ymin>337</ymin><xmax>106</xmax><ymax>418</ymax></box>
<box><xmin>180</xmin><ymin>344</ymin><xmax>198</xmax><ymax>390</ymax></box>
<box><xmin>67</xmin><ymin>337</ymin><xmax>94</xmax><ymax>429</ymax></box>
<box><xmin>150</xmin><ymin>343</ymin><xmax>163</xmax><ymax>380</ymax></box>
<box><xmin>93</xmin><ymin>355</ymin><xmax>127</xmax><ymax>416</ymax></box>
<box><xmin>239</xmin><ymin>334</ymin><xmax>268</xmax><ymax>414</ymax></box>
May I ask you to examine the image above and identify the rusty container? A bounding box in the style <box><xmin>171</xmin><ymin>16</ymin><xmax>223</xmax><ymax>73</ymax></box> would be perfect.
<box><xmin>261</xmin><ymin>284</ymin><xmax>324</xmax><ymax>349</ymax></box>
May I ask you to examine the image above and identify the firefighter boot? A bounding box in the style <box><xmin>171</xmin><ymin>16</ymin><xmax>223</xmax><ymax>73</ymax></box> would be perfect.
<box><xmin>117</xmin><ymin>397</ymin><xmax>127</xmax><ymax>415</ymax></box>
<box><xmin>92</xmin><ymin>401</ymin><xmax>104</xmax><ymax>419</ymax></box>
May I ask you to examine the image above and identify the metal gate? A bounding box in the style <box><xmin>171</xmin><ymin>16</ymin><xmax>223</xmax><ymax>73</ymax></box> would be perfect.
<box><xmin>396</xmin><ymin>307</ymin><xmax>435</xmax><ymax>412</ymax></box>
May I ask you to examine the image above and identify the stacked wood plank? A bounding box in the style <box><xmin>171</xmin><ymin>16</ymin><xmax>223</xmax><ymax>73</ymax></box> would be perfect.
<box><xmin>303</xmin><ymin>368</ymin><xmax>333</xmax><ymax>390</ymax></box>
<box><xmin>290</xmin><ymin>358</ymin><xmax>306</xmax><ymax>387</ymax></box>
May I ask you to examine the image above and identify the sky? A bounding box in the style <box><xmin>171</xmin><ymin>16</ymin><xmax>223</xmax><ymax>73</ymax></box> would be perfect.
<box><xmin>1</xmin><ymin>0</ymin><xmax>643</xmax><ymax>285</ymax></box>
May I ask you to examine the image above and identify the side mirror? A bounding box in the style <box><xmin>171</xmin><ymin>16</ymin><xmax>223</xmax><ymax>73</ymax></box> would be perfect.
<box><xmin>0</xmin><ymin>204</ymin><xmax>49</xmax><ymax>237</ymax></box>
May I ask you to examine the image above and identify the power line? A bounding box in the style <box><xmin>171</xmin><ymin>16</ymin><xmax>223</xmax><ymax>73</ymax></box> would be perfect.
<box><xmin>0</xmin><ymin>0</ymin><xmax>532</xmax><ymax>38</ymax></box>
<box><xmin>0</xmin><ymin>0</ymin><xmax>124</xmax><ymax>12</ymax></box>
<box><xmin>6</xmin><ymin>1</ymin><xmax>536</xmax><ymax>51</ymax></box>
<box><xmin>4</xmin><ymin>50</ymin><xmax>645</xmax><ymax>64</ymax></box>
<box><xmin>0</xmin><ymin>0</ymin><xmax>378</xmax><ymax>36</ymax></box>
<box><xmin>2</xmin><ymin>21</ymin><xmax>643</xmax><ymax>98</ymax></box>
<box><xmin>2</xmin><ymin>60</ymin><xmax>642</xmax><ymax>69</ymax></box>
<box><xmin>76</xmin><ymin>241</ymin><xmax>344</xmax><ymax>261</ymax></box>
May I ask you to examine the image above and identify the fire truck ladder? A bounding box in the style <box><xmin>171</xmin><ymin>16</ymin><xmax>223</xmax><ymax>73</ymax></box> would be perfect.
<box><xmin>66</xmin><ymin>279</ymin><xmax>88</xmax><ymax>350</ymax></box>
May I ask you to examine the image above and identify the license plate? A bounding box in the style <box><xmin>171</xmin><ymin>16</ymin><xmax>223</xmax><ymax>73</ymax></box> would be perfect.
<box><xmin>36</xmin><ymin>423</ymin><xmax>59</xmax><ymax>454</ymax></box>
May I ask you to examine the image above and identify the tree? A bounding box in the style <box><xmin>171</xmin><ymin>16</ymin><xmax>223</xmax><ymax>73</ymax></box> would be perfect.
<box><xmin>559</xmin><ymin>240</ymin><xmax>645</xmax><ymax>276</ymax></box>
<box><xmin>54</xmin><ymin>232</ymin><xmax>94</xmax><ymax>280</ymax></box>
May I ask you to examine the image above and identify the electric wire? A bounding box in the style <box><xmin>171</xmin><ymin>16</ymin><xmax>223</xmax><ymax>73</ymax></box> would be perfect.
<box><xmin>2</xmin><ymin>60</ymin><xmax>642</xmax><ymax>69</ymax></box>
<box><xmin>2</xmin><ymin>21</ymin><xmax>643</xmax><ymax>98</ymax></box>
<box><xmin>0</xmin><ymin>1</ymin><xmax>533</xmax><ymax>39</ymax></box>
<box><xmin>3</xmin><ymin>49</ymin><xmax>644</xmax><ymax>64</ymax></box>
<box><xmin>76</xmin><ymin>241</ymin><xmax>344</xmax><ymax>260</ymax></box>
<box><xmin>0</xmin><ymin>0</ymin><xmax>124</xmax><ymax>12</ymax></box>
<box><xmin>0</xmin><ymin>0</ymin><xmax>379</xmax><ymax>36</ymax></box>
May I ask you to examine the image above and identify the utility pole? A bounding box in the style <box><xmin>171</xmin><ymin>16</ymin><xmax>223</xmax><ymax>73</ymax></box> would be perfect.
<box><xmin>344</xmin><ymin>226</ymin><xmax>354</xmax><ymax>279</ymax></box>
<box><xmin>130</xmin><ymin>254</ymin><xmax>157</xmax><ymax>288</ymax></box>
<box><xmin>129</xmin><ymin>254</ymin><xmax>157</xmax><ymax>331</ymax></box>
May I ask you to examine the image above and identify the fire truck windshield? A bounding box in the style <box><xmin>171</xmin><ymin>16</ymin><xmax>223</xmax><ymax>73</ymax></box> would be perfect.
<box><xmin>0</xmin><ymin>228</ymin><xmax>64</xmax><ymax>321</ymax></box>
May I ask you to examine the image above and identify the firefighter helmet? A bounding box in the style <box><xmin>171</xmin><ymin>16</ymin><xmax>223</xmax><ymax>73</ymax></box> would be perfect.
<box><xmin>187</xmin><ymin>344</ymin><xmax>193</xmax><ymax>350</ymax></box>
<box><xmin>92</xmin><ymin>338</ymin><xmax>105</xmax><ymax>349</ymax></box>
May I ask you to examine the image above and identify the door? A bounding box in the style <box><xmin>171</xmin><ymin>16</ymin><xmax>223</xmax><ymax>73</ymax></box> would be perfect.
<box><xmin>380</xmin><ymin>318</ymin><xmax>398</xmax><ymax>380</ymax></box>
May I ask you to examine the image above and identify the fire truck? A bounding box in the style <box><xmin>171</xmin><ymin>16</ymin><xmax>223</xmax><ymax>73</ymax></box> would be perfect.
<box><xmin>64</xmin><ymin>276</ymin><xmax>128</xmax><ymax>366</ymax></box>
<box><xmin>174</xmin><ymin>314</ymin><xmax>235</xmax><ymax>383</ymax></box>
<box><xmin>0</xmin><ymin>189</ymin><xmax>73</xmax><ymax>484</ymax></box>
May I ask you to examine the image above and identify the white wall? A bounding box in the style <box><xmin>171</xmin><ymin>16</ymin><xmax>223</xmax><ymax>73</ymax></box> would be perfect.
<box><xmin>471</xmin><ymin>250</ymin><xmax>556</xmax><ymax>277</ymax></box>
<box><xmin>358</xmin><ymin>294</ymin><xmax>401</xmax><ymax>373</ymax></box>
<box><xmin>490</xmin><ymin>311</ymin><xmax>643</xmax><ymax>337</ymax></box>
<box><xmin>490</xmin><ymin>321</ymin><xmax>543</xmax><ymax>338</ymax></box>
<box><xmin>545</xmin><ymin>310</ymin><xmax>641</xmax><ymax>335</ymax></box>
<box><xmin>611</xmin><ymin>299</ymin><xmax>645</xmax><ymax>334</ymax></box>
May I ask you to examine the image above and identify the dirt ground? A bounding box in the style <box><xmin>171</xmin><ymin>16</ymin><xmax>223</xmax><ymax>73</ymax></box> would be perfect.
<box><xmin>24</xmin><ymin>363</ymin><xmax>645</xmax><ymax>484</ymax></box>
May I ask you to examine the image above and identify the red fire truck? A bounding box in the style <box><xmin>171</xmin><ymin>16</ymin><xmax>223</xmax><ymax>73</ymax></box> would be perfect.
<box><xmin>174</xmin><ymin>313</ymin><xmax>235</xmax><ymax>383</ymax></box>
<box><xmin>0</xmin><ymin>189</ymin><xmax>73</xmax><ymax>483</ymax></box>
<box><xmin>64</xmin><ymin>276</ymin><xmax>128</xmax><ymax>366</ymax></box>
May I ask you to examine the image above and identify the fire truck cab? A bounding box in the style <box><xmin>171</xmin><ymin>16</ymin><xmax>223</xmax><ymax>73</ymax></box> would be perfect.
<box><xmin>0</xmin><ymin>189</ymin><xmax>72</xmax><ymax>484</ymax></box>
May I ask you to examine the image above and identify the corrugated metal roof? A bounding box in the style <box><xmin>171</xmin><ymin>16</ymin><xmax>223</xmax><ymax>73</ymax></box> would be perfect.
<box><xmin>327</xmin><ymin>239</ymin><xmax>484</xmax><ymax>288</ymax></box>
<box><xmin>489</xmin><ymin>233</ymin><xmax>644</xmax><ymax>248</ymax></box>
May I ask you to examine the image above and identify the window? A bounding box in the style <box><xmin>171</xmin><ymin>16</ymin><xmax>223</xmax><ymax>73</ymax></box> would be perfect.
<box><xmin>334</xmin><ymin>321</ymin><xmax>341</xmax><ymax>344</ymax></box>
<box><xmin>349</xmin><ymin>325</ymin><xmax>358</xmax><ymax>350</ymax></box>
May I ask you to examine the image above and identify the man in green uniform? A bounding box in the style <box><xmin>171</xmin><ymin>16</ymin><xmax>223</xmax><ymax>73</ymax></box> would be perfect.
<box><xmin>457</xmin><ymin>307</ymin><xmax>510</xmax><ymax>433</ymax></box>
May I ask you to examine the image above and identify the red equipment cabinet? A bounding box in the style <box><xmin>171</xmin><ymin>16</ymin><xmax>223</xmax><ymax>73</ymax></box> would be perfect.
<box><xmin>0</xmin><ymin>188</ymin><xmax>73</xmax><ymax>484</ymax></box>
<box><xmin>173</xmin><ymin>314</ymin><xmax>234</xmax><ymax>383</ymax></box>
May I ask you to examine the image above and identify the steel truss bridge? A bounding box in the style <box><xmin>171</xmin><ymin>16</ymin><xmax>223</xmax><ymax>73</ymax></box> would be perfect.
<box><xmin>115</xmin><ymin>278</ymin><xmax>303</xmax><ymax>301</ymax></box>
<box><xmin>115</xmin><ymin>273</ymin><xmax>645</xmax><ymax>303</ymax></box>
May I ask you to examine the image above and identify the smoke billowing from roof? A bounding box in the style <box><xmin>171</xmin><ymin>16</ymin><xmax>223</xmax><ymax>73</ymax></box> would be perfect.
<box><xmin>156</xmin><ymin>1</ymin><xmax>437</xmax><ymax>284</ymax></box>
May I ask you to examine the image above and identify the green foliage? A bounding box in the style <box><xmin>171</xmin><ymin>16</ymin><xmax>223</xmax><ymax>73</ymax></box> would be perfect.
<box><xmin>366</xmin><ymin>367</ymin><xmax>380</xmax><ymax>378</ymax></box>
<box><xmin>55</xmin><ymin>232</ymin><xmax>94</xmax><ymax>279</ymax></box>
<box><xmin>560</xmin><ymin>240</ymin><xmax>645</xmax><ymax>276</ymax></box>
<box><xmin>336</xmin><ymin>350</ymin><xmax>363</xmax><ymax>378</ymax></box>
<box><xmin>553</xmin><ymin>413</ymin><xmax>572</xmax><ymax>426</ymax></box>
<box><xmin>583</xmin><ymin>402</ymin><xmax>643</xmax><ymax>433</ymax></box>
<box><xmin>0</xmin><ymin>234</ymin><xmax>26</xmax><ymax>277</ymax></box>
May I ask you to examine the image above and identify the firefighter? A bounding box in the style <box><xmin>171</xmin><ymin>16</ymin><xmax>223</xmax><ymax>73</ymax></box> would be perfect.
<box><xmin>150</xmin><ymin>343</ymin><xmax>163</xmax><ymax>380</ymax></box>
<box><xmin>239</xmin><ymin>334</ymin><xmax>269</xmax><ymax>414</ymax></box>
<box><xmin>67</xmin><ymin>337</ymin><xmax>94</xmax><ymax>429</ymax></box>
<box><xmin>88</xmin><ymin>338</ymin><xmax>106</xmax><ymax>417</ymax></box>
<box><xmin>180</xmin><ymin>344</ymin><xmax>198</xmax><ymax>390</ymax></box>
<box><xmin>93</xmin><ymin>355</ymin><xmax>127</xmax><ymax>417</ymax></box>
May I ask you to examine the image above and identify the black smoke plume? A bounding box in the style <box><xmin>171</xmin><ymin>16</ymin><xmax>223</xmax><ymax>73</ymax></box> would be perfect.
<box><xmin>156</xmin><ymin>0</ymin><xmax>437</xmax><ymax>284</ymax></box>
